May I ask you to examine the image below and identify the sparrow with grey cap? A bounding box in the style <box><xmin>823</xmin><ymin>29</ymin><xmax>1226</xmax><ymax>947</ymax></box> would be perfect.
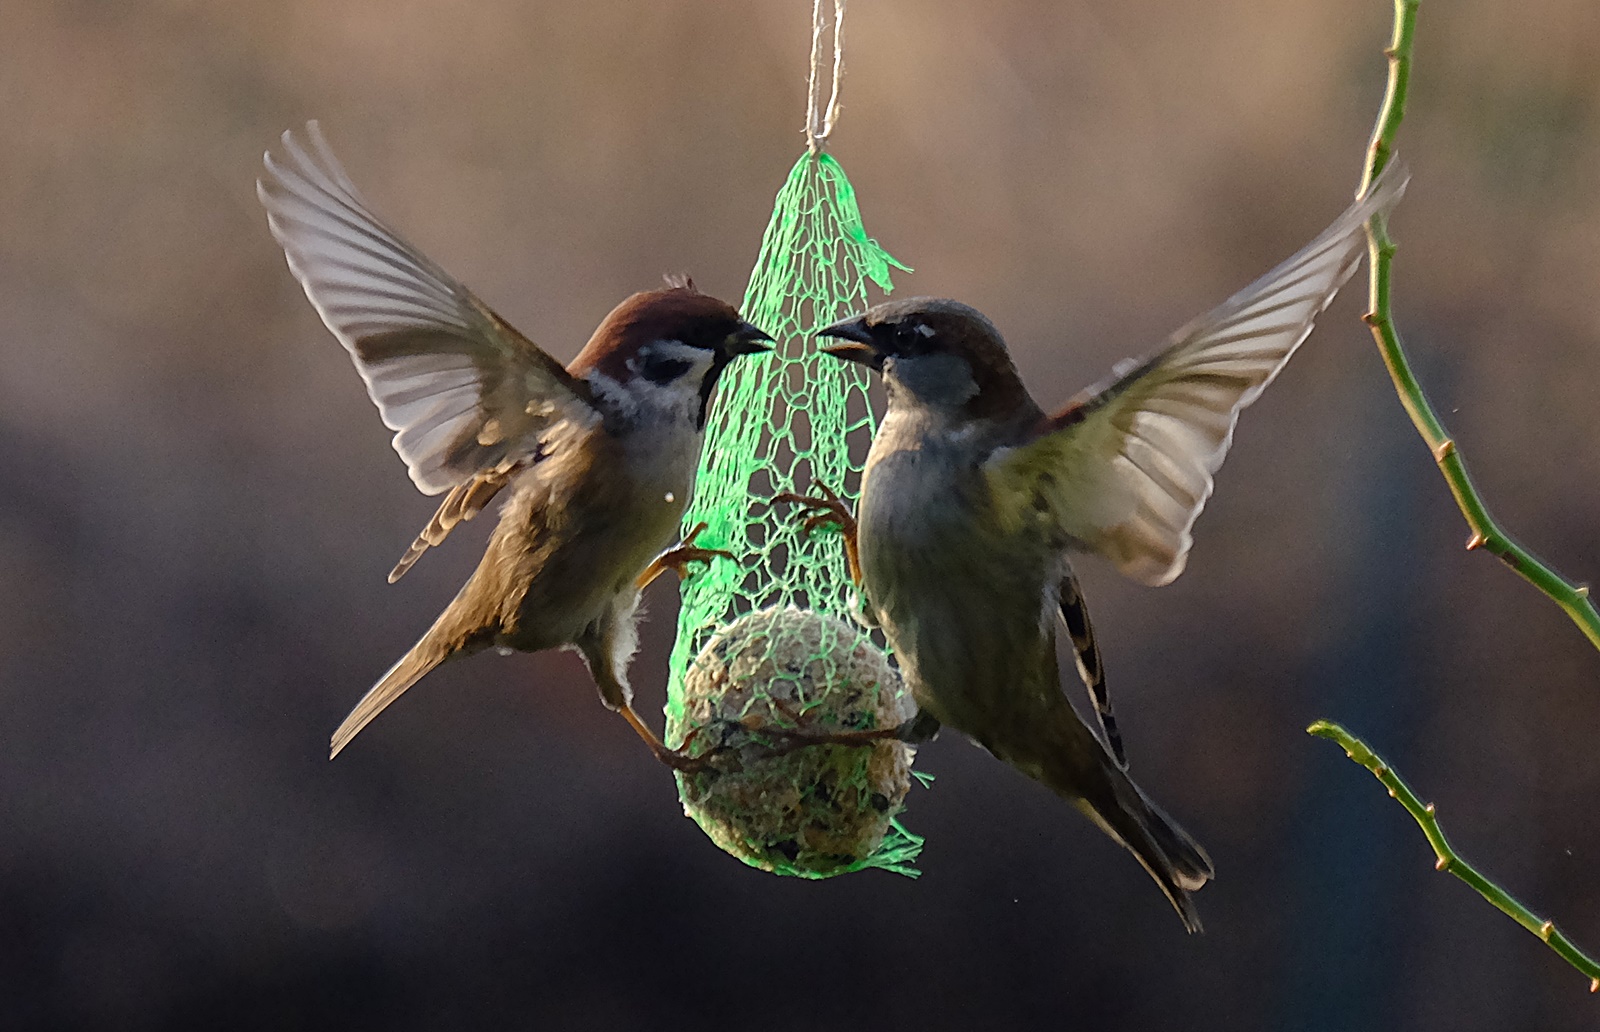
<box><xmin>790</xmin><ymin>163</ymin><xmax>1409</xmax><ymax>929</ymax></box>
<box><xmin>258</xmin><ymin>123</ymin><xmax>772</xmax><ymax>765</ymax></box>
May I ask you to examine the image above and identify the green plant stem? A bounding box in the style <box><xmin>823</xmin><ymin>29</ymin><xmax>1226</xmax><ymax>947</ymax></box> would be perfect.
<box><xmin>1308</xmin><ymin>721</ymin><xmax>1600</xmax><ymax>992</ymax></box>
<box><xmin>1357</xmin><ymin>0</ymin><xmax>1600</xmax><ymax>651</ymax></box>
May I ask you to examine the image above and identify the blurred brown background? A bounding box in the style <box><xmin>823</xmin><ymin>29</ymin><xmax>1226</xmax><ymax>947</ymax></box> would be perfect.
<box><xmin>3</xmin><ymin>0</ymin><xmax>1599</xmax><ymax>1028</ymax></box>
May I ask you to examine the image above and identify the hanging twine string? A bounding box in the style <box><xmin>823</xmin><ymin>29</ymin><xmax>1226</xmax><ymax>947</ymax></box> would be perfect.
<box><xmin>805</xmin><ymin>0</ymin><xmax>847</xmax><ymax>153</ymax></box>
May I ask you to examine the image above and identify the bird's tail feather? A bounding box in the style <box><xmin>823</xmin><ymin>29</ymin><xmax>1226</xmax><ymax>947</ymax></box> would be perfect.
<box><xmin>1080</xmin><ymin>773</ymin><xmax>1214</xmax><ymax>933</ymax></box>
<box><xmin>329</xmin><ymin>634</ymin><xmax>452</xmax><ymax>759</ymax></box>
<box><xmin>1033</xmin><ymin>709</ymin><xmax>1214</xmax><ymax>932</ymax></box>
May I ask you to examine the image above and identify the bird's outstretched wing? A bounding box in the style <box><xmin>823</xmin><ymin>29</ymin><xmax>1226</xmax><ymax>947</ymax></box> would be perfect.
<box><xmin>258</xmin><ymin>122</ymin><xmax>599</xmax><ymax>577</ymax></box>
<box><xmin>986</xmin><ymin>162</ymin><xmax>1408</xmax><ymax>587</ymax></box>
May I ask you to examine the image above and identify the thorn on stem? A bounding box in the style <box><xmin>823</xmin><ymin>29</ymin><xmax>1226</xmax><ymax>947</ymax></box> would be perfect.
<box><xmin>1590</xmin><ymin>978</ymin><xmax>1598</xmax><ymax>993</ymax></box>
<box><xmin>1541</xmin><ymin>921</ymin><xmax>1555</xmax><ymax>940</ymax></box>
<box><xmin>1362</xmin><ymin>312</ymin><xmax>1381</xmax><ymax>326</ymax></box>
<box><xmin>1577</xmin><ymin>585</ymin><xmax>1591</xmax><ymax>600</ymax></box>
<box><xmin>1466</xmin><ymin>532</ymin><xmax>1488</xmax><ymax>551</ymax></box>
<box><xmin>1435</xmin><ymin>856</ymin><xmax>1451</xmax><ymax>872</ymax></box>
<box><xmin>1424</xmin><ymin>803</ymin><xmax>1436</xmax><ymax>815</ymax></box>
<box><xmin>1432</xmin><ymin>439</ymin><xmax>1457</xmax><ymax>462</ymax></box>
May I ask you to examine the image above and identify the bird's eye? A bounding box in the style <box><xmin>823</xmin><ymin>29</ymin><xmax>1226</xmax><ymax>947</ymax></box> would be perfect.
<box><xmin>895</xmin><ymin>321</ymin><xmax>935</xmax><ymax>352</ymax></box>
<box><xmin>639</xmin><ymin>353</ymin><xmax>694</xmax><ymax>384</ymax></box>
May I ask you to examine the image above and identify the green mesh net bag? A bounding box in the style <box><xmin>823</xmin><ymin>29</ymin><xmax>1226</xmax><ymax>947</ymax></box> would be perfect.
<box><xmin>664</xmin><ymin>147</ymin><xmax>927</xmax><ymax>879</ymax></box>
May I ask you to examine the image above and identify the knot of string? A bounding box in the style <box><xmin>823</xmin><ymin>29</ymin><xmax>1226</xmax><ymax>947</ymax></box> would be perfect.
<box><xmin>805</xmin><ymin>0</ymin><xmax>846</xmax><ymax>154</ymax></box>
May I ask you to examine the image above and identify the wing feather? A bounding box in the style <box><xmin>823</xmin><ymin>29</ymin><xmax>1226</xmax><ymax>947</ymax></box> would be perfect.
<box><xmin>1059</xmin><ymin>568</ymin><xmax>1124</xmax><ymax>769</ymax></box>
<box><xmin>257</xmin><ymin>122</ymin><xmax>596</xmax><ymax>502</ymax></box>
<box><xmin>987</xmin><ymin>162</ymin><xmax>1409</xmax><ymax>586</ymax></box>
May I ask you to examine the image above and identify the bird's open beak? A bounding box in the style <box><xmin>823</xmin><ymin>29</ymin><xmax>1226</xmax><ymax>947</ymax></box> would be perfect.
<box><xmin>728</xmin><ymin>322</ymin><xmax>775</xmax><ymax>356</ymax></box>
<box><xmin>816</xmin><ymin>315</ymin><xmax>882</xmax><ymax>370</ymax></box>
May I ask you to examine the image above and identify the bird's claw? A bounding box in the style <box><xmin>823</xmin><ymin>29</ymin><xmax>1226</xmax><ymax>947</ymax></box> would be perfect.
<box><xmin>652</xmin><ymin>719</ymin><xmax>749</xmax><ymax>775</ymax></box>
<box><xmin>774</xmin><ymin>484</ymin><xmax>854</xmax><ymax>535</ymax></box>
<box><xmin>774</xmin><ymin>484</ymin><xmax>861</xmax><ymax>583</ymax></box>
<box><xmin>636</xmin><ymin>522</ymin><xmax>735</xmax><ymax>589</ymax></box>
<box><xmin>650</xmin><ymin>741</ymin><xmax>727</xmax><ymax>775</ymax></box>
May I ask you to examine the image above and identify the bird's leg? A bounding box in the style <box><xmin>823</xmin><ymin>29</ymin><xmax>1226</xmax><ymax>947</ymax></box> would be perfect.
<box><xmin>609</xmin><ymin>525</ymin><xmax>744</xmax><ymax>771</ymax></box>
<box><xmin>600</xmin><ymin>671</ymin><xmax>737</xmax><ymax>774</ymax></box>
<box><xmin>646</xmin><ymin>707</ymin><xmax>938</xmax><ymax>769</ymax></box>
<box><xmin>635</xmin><ymin>521</ymin><xmax>734</xmax><ymax>591</ymax></box>
<box><xmin>616</xmin><ymin>702</ymin><xmax>728</xmax><ymax>773</ymax></box>
<box><xmin>577</xmin><ymin>625</ymin><xmax>733</xmax><ymax>774</ymax></box>
<box><xmin>725</xmin><ymin>700</ymin><xmax>940</xmax><ymax>756</ymax></box>
<box><xmin>738</xmin><ymin>724</ymin><xmax>902</xmax><ymax>755</ymax></box>
<box><xmin>773</xmin><ymin>484</ymin><xmax>861</xmax><ymax>584</ymax></box>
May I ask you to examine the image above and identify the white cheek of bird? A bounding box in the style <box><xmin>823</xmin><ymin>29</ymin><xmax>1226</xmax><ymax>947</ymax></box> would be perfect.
<box><xmin>670</xmin><ymin>606</ymin><xmax>917</xmax><ymax>878</ymax></box>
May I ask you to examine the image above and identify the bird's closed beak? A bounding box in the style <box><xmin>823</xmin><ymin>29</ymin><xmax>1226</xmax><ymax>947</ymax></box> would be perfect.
<box><xmin>728</xmin><ymin>321</ymin><xmax>775</xmax><ymax>356</ymax></box>
<box><xmin>816</xmin><ymin>315</ymin><xmax>883</xmax><ymax>370</ymax></box>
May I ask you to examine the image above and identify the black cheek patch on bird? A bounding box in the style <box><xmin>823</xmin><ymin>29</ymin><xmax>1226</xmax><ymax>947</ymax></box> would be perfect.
<box><xmin>698</xmin><ymin>352</ymin><xmax>733</xmax><ymax>430</ymax></box>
